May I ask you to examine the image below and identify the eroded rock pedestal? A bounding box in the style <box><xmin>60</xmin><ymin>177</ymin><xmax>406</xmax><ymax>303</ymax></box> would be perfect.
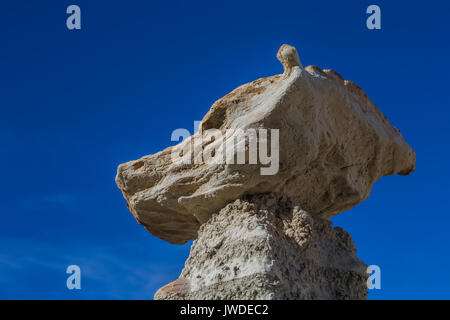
<box><xmin>116</xmin><ymin>44</ymin><xmax>415</xmax><ymax>300</ymax></box>
<box><xmin>155</xmin><ymin>195</ymin><xmax>368</xmax><ymax>300</ymax></box>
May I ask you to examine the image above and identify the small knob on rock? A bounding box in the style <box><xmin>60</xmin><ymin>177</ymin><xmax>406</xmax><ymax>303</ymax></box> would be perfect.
<box><xmin>277</xmin><ymin>44</ymin><xmax>303</xmax><ymax>76</ymax></box>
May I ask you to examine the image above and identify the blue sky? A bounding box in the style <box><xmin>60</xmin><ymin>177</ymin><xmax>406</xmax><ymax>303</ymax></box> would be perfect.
<box><xmin>0</xmin><ymin>0</ymin><xmax>449</xmax><ymax>299</ymax></box>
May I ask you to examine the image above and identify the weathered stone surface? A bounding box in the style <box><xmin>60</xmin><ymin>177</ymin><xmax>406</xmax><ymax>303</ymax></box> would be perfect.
<box><xmin>116</xmin><ymin>44</ymin><xmax>415</xmax><ymax>245</ymax></box>
<box><xmin>154</xmin><ymin>194</ymin><xmax>368</xmax><ymax>300</ymax></box>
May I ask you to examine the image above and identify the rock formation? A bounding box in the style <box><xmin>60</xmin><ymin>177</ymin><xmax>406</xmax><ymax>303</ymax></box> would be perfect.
<box><xmin>116</xmin><ymin>44</ymin><xmax>415</xmax><ymax>300</ymax></box>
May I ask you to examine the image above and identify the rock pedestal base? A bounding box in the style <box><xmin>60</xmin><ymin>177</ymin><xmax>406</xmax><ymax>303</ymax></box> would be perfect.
<box><xmin>155</xmin><ymin>195</ymin><xmax>368</xmax><ymax>300</ymax></box>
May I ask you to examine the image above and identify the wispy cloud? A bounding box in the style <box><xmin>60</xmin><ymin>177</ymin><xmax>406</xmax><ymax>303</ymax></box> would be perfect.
<box><xmin>19</xmin><ymin>193</ymin><xmax>78</xmax><ymax>212</ymax></box>
<box><xmin>0</xmin><ymin>235</ymin><xmax>185</xmax><ymax>299</ymax></box>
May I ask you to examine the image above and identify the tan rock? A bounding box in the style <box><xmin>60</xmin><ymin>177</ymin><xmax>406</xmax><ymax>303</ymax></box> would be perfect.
<box><xmin>116</xmin><ymin>44</ymin><xmax>415</xmax><ymax>245</ymax></box>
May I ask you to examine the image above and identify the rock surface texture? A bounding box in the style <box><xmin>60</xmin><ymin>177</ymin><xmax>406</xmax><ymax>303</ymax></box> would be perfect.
<box><xmin>155</xmin><ymin>195</ymin><xmax>368</xmax><ymax>300</ymax></box>
<box><xmin>116</xmin><ymin>44</ymin><xmax>415</xmax><ymax>300</ymax></box>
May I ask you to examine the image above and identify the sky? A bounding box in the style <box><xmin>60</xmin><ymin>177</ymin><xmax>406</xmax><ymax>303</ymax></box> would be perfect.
<box><xmin>0</xmin><ymin>0</ymin><xmax>449</xmax><ymax>299</ymax></box>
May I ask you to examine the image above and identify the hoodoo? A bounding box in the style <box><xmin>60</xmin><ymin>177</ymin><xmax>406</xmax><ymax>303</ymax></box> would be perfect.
<box><xmin>116</xmin><ymin>44</ymin><xmax>415</xmax><ymax>299</ymax></box>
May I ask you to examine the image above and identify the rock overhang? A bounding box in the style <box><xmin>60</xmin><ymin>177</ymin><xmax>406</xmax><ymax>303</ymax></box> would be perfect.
<box><xmin>116</xmin><ymin>44</ymin><xmax>415</xmax><ymax>244</ymax></box>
